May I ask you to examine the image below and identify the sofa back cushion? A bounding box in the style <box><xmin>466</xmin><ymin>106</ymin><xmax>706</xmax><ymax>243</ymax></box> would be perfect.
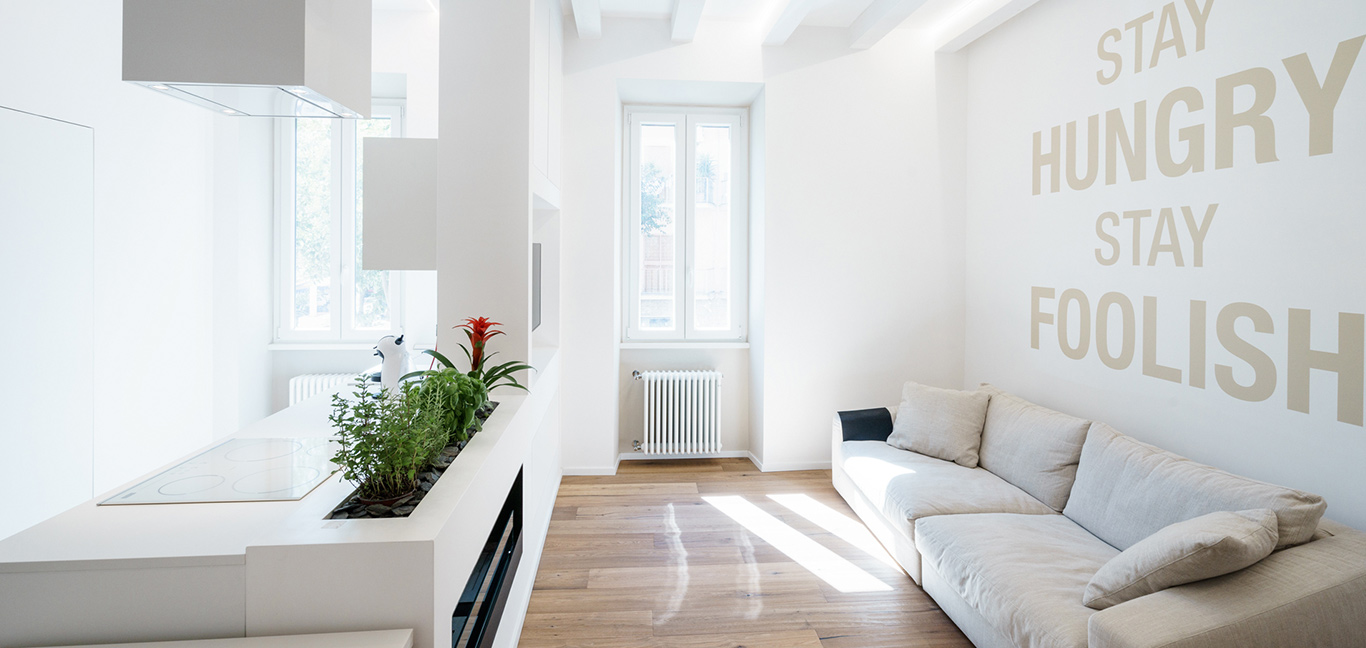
<box><xmin>1063</xmin><ymin>422</ymin><xmax>1326</xmax><ymax>550</ymax></box>
<box><xmin>977</xmin><ymin>384</ymin><xmax>1090</xmax><ymax>512</ymax></box>
<box><xmin>886</xmin><ymin>382</ymin><xmax>989</xmax><ymax>467</ymax></box>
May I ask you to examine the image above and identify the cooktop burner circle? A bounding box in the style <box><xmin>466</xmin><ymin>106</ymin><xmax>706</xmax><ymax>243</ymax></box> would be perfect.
<box><xmin>233</xmin><ymin>466</ymin><xmax>321</xmax><ymax>495</ymax></box>
<box><xmin>306</xmin><ymin>442</ymin><xmax>338</xmax><ymax>459</ymax></box>
<box><xmin>157</xmin><ymin>474</ymin><xmax>227</xmax><ymax>496</ymax></box>
<box><xmin>224</xmin><ymin>439</ymin><xmax>303</xmax><ymax>462</ymax></box>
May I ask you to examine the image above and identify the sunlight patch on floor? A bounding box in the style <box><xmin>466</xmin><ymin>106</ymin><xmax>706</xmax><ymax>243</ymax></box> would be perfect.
<box><xmin>702</xmin><ymin>495</ymin><xmax>893</xmax><ymax>593</ymax></box>
<box><xmin>768</xmin><ymin>493</ymin><xmax>902</xmax><ymax>570</ymax></box>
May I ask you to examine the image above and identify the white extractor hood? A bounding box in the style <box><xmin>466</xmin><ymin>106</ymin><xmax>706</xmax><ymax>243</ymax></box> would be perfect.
<box><xmin>123</xmin><ymin>0</ymin><xmax>372</xmax><ymax>118</ymax></box>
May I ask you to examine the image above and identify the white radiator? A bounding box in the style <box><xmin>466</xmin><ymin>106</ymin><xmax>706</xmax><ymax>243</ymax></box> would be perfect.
<box><xmin>638</xmin><ymin>370</ymin><xmax>723</xmax><ymax>455</ymax></box>
<box><xmin>289</xmin><ymin>373</ymin><xmax>356</xmax><ymax>406</ymax></box>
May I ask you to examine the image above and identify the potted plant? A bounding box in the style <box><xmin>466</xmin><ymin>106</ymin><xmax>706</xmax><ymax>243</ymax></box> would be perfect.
<box><xmin>409</xmin><ymin>367</ymin><xmax>488</xmax><ymax>445</ymax></box>
<box><xmin>421</xmin><ymin>317</ymin><xmax>535</xmax><ymax>392</ymax></box>
<box><xmin>329</xmin><ymin>377</ymin><xmax>447</xmax><ymax>504</ymax></box>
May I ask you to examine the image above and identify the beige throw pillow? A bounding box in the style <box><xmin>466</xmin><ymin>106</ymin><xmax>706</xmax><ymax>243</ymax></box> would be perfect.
<box><xmin>886</xmin><ymin>382</ymin><xmax>989</xmax><ymax>468</ymax></box>
<box><xmin>1083</xmin><ymin>509</ymin><xmax>1279</xmax><ymax>610</ymax></box>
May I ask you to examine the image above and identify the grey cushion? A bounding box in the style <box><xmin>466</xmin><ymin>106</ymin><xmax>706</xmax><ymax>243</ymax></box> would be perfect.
<box><xmin>887</xmin><ymin>382</ymin><xmax>988</xmax><ymax>467</ymax></box>
<box><xmin>1087</xmin><ymin>521</ymin><xmax>1366</xmax><ymax>648</ymax></box>
<box><xmin>1064</xmin><ymin>422</ymin><xmax>1326</xmax><ymax>550</ymax></box>
<box><xmin>841</xmin><ymin>440</ymin><xmax>1054</xmax><ymax>539</ymax></box>
<box><xmin>1083</xmin><ymin>509</ymin><xmax>1278</xmax><ymax>610</ymax></box>
<box><xmin>977</xmin><ymin>384</ymin><xmax>1091</xmax><ymax>512</ymax></box>
<box><xmin>916</xmin><ymin>513</ymin><xmax>1119</xmax><ymax>648</ymax></box>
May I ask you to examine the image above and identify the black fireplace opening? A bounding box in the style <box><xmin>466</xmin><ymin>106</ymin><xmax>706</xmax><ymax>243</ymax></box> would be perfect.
<box><xmin>452</xmin><ymin>468</ymin><xmax>524</xmax><ymax>648</ymax></box>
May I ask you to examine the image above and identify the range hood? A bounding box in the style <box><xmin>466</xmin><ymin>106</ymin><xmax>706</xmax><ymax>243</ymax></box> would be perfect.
<box><xmin>123</xmin><ymin>0</ymin><xmax>372</xmax><ymax>118</ymax></box>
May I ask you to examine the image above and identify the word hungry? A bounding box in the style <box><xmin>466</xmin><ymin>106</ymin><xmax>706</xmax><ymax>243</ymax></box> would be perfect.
<box><xmin>1033</xmin><ymin>34</ymin><xmax>1364</xmax><ymax>195</ymax></box>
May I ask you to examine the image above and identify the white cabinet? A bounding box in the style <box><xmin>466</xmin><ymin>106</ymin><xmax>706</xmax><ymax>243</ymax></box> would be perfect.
<box><xmin>532</xmin><ymin>0</ymin><xmax>564</xmax><ymax>192</ymax></box>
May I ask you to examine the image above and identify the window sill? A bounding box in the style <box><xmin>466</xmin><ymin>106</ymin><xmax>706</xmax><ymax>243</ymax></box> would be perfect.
<box><xmin>619</xmin><ymin>342</ymin><xmax>750</xmax><ymax>350</ymax></box>
<box><xmin>268</xmin><ymin>342</ymin><xmax>379</xmax><ymax>352</ymax></box>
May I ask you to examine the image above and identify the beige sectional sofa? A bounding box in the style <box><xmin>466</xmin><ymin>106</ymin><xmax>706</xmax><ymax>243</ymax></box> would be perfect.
<box><xmin>831</xmin><ymin>384</ymin><xmax>1366</xmax><ymax>648</ymax></box>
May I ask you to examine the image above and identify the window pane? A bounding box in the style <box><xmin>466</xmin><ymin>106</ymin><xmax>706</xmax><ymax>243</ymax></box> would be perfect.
<box><xmin>353</xmin><ymin>117</ymin><xmax>394</xmax><ymax>331</ymax></box>
<box><xmin>638</xmin><ymin>123</ymin><xmax>677</xmax><ymax>331</ymax></box>
<box><xmin>293</xmin><ymin>119</ymin><xmax>334</xmax><ymax>331</ymax></box>
<box><xmin>693</xmin><ymin>124</ymin><xmax>731</xmax><ymax>331</ymax></box>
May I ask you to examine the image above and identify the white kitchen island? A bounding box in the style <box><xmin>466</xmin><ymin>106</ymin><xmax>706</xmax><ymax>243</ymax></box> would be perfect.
<box><xmin>0</xmin><ymin>353</ymin><xmax>561</xmax><ymax>648</ymax></box>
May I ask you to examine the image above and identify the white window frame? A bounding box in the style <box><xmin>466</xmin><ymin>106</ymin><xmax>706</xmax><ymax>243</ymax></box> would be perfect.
<box><xmin>623</xmin><ymin>105</ymin><xmax>748</xmax><ymax>343</ymax></box>
<box><xmin>275</xmin><ymin>103</ymin><xmax>406</xmax><ymax>342</ymax></box>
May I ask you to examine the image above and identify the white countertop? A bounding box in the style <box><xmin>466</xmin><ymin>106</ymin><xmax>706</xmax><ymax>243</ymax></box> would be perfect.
<box><xmin>0</xmin><ymin>375</ymin><xmax>537</xmax><ymax>572</ymax></box>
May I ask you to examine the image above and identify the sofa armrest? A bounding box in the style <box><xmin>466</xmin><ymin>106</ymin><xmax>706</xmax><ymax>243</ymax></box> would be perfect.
<box><xmin>833</xmin><ymin>407</ymin><xmax>896</xmax><ymax>442</ymax></box>
<box><xmin>1088</xmin><ymin>525</ymin><xmax>1366</xmax><ymax>648</ymax></box>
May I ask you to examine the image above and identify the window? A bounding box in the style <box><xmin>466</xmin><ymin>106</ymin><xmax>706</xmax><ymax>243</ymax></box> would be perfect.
<box><xmin>276</xmin><ymin>104</ymin><xmax>404</xmax><ymax>341</ymax></box>
<box><xmin>625</xmin><ymin>107</ymin><xmax>748</xmax><ymax>342</ymax></box>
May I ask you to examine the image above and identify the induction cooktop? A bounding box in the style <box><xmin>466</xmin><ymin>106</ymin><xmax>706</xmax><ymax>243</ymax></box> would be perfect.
<box><xmin>100</xmin><ymin>437</ymin><xmax>340</xmax><ymax>505</ymax></box>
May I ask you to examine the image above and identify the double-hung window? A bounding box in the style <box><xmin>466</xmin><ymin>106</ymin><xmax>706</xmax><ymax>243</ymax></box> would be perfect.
<box><xmin>276</xmin><ymin>104</ymin><xmax>404</xmax><ymax>341</ymax></box>
<box><xmin>625</xmin><ymin>106</ymin><xmax>748</xmax><ymax>342</ymax></box>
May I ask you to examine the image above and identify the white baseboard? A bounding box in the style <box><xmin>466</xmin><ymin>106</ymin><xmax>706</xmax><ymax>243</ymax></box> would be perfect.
<box><xmin>751</xmin><ymin>456</ymin><xmax>832</xmax><ymax>472</ymax></box>
<box><xmin>561</xmin><ymin>466</ymin><xmax>619</xmax><ymax>476</ymax></box>
<box><xmin>618</xmin><ymin>450</ymin><xmax>750</xmax><ymax>462</ymax></box>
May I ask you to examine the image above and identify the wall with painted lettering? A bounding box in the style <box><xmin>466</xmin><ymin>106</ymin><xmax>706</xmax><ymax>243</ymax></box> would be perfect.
<box><xmin>962</xmin><ymin>0</ymin><xmax>1366</xmax><ymax>527</ymax></box>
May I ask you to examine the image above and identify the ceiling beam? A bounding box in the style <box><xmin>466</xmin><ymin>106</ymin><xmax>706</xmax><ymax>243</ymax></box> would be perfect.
<box><xmin>570</xmin><ymin>0</ymin><xmax>602</xmax><ymax>39</ymax></box>
<box><xmin>671</xmin><ymin>0</ymin><xmax>706</xmax><ymax>43</ymax></box>
<box><xmin>761</xmin><ymin>0</ymin><xmax>818</xmax><ymax>46</ymax></box>
<box><xmin>848</xmin><ymin>0</ymin><xmax>930</xmax><ymax>50</ymax></box>
<box><xmin>933</xmin><ymin>0</ymin><xmax>1042</xmax><ymax>52</ymax></box>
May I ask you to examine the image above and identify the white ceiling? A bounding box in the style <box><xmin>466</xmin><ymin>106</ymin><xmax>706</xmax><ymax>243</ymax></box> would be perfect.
<box><xmin>557</xmin><ymin>0</ymin><xmax>883</xmax><ymax>28</ymax></box>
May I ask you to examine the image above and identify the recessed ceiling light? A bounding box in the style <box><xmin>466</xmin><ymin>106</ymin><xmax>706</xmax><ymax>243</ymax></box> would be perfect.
<box><xmin>150</xmin><ymin>84</ymin><xmax>169</xmax><ymax>90</ymax></box>
<box><xmin>289</xmin><ymin>87</ymin><xmax>308</xmax><ymax>95</ymax></box>
<box><xmin>222</xmin><ymin>109</ymin><xmax>238</xmax><ymax>114</ymax></box>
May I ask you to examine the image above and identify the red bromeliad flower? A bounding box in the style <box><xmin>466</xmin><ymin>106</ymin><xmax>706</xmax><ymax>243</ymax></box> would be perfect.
<box><xmin>455</xmin><ymin>316</ymin><xmax>505</xmax><ymax>372</ymax></box>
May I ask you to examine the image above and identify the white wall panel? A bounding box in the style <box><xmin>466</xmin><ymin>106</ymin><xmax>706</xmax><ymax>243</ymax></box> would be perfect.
<box><xmin>0</xmin><ymin>108</ymin><xmax>94</xmax><ymax>542</ymax></box>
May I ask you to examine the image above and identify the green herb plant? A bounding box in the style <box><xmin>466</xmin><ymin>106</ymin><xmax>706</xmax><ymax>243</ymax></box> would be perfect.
<box><xmin>411</xmin><ymin>368</ymin><xmax>489</xmax><ymax>445</ymax></box>
<box><xmin>330</xmin><ymin>377</ymin><xmax>447</xmax><ymax>501</ymax></box>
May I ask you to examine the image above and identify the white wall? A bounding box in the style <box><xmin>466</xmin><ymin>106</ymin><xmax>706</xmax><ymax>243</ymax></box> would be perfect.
<box><xmin>560</xmin><ymin>19</ymin><xmax>968</xmax><ymax>472</ymax></box>
<box><xmin>374</xmin><ymin>9</ymin><xmax>440</xmax><ymax>139</ymax></box>
<box><xmin>212</xmin><ymin>118</ymin><xmax>275</xmax><ymax>439</ymax></box>
<box><xmin>0</xmin><ymin>0</ymin><xmax>219</xmax><ymax>501</ymax></box>
<box><xmin>962</xmin><ymin>0</ymin><xmax>1366</xmax><ymax>527</ymax></box>
<box><xmin>759</xmin><ymin>27</ymin><xmax>968</xmax><ymax>470</ymax></box>
<box><xmin>747</xmin><ymin>90</ymin><xmax>768</xmax><ymax>463</ymax></box>
<box><xmin>0</xmin><ymin>108</ymin><xmax>94</xmax><ymax>542</ymax></box>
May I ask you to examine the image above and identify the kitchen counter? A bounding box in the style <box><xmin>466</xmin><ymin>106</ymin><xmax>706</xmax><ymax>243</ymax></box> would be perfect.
<box><xmin>0</xmin><ymin>352</ymin><xmax>562</xmax><ymax>648</ymax></box>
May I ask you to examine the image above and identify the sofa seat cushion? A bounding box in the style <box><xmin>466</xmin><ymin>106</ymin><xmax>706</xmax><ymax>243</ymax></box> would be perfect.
<box><xmin>1064</xmin><ymin>423</ymin><xmax>1327</xmax><ymax>550</ymax></box>
<box><xmin>977</xmin><ymin>384</ymin><xmax>1091</xmax><ymax>512</ymax></box>
<box><xmin>840</xmin><ymin>441</ymin><xmax>1054</xmax><ymax>540</ymax></box>
<box><xmin>916</xmin><ymin>513</ymin><xmax>1120</xmax><ymax>648</ymax></box>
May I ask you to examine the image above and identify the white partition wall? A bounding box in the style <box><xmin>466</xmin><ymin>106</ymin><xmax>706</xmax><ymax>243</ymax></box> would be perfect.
<box><xmin>0</xmin><ymin>107</ymin><xmax>94</xmax><ymax>541</ymax></box>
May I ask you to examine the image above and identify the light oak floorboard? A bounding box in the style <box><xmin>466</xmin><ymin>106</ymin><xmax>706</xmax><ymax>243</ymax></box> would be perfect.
<box><xmin>519</xmin><ymin>458</ymin><xmax>970</xmax><ymax>648</ymax></box>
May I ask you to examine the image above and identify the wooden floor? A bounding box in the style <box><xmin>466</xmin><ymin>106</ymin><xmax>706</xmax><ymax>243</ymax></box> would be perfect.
<box><xmin>518</xmin><ymin>458</ymin><xmax>972</xmax><ymax>648</ymax></box>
